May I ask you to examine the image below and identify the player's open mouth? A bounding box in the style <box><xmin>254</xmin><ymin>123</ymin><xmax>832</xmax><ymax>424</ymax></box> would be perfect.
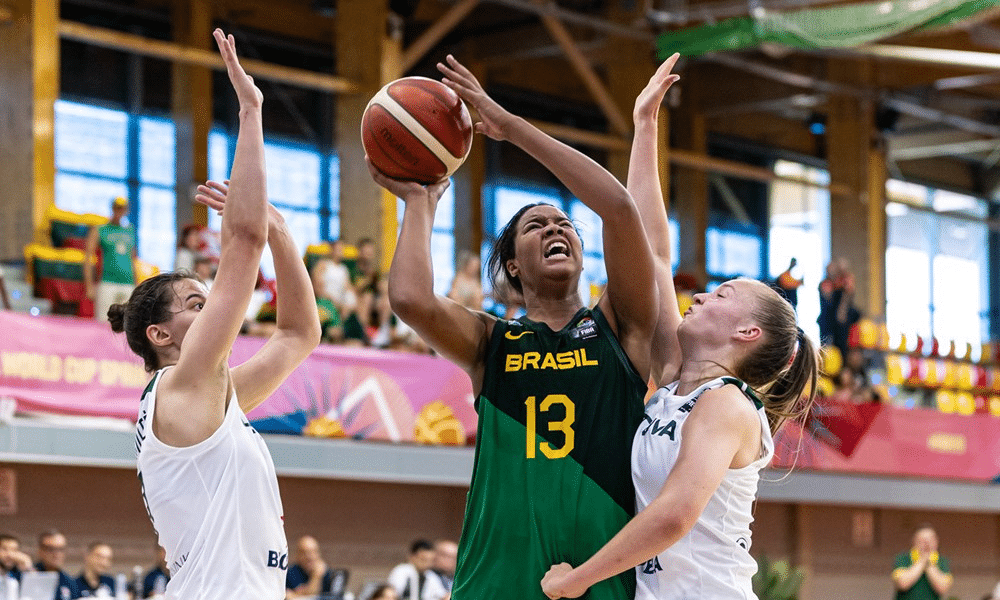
<box><xmin>544</xmin><ymin>241</ymin><xmax>570</xmax><ymax>258</ymax></box>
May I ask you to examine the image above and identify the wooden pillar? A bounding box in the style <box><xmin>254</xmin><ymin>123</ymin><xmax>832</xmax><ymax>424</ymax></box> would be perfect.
<box><xmin>172</xmin><ymin>0</ymin><xmax>212</xmax><ymax>229</ymax></box>
<box><xmin>0</xmin><ymin>0</ymin><xmax>58</xmax><ymax>259</ymax></box>
<box><xmin>827</xmin><ymin>58</ymin><xmax>884</xmax><ymax>317</ymax></box>
<box><xmin>673</xmin><ymin>77</ymin><xmax>708</xmax><ymax>288</ymax></box>
<box><xmin>336</xmin><ymin>0</ymin><xmax>389</xmax><ymax>264</ymax></box>
<box><xmin>452</xmin><ymin>59</ymin><xmax>485</xmax><ymax>260</ymax></box>
<box><xmin>795</xmin><ymin>504</ymin><xmax>815</xmax><ymax>600</ymax></box>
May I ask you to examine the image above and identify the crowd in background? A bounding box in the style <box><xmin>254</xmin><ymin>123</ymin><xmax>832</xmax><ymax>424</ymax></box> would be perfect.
<box><xmin>0</xmin><ymin>530</ymin><xmax>456</xmax><ymax>600</ymax></box>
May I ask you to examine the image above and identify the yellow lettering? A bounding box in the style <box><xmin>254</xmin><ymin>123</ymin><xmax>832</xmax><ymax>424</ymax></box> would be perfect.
<box><xmin>540</xmin><ymin>353</ymin><xmax>558</xmax><ymax>370</ymax></box>
<box><xmin>522</xmin><ymin>352</ymin><xmax>540</xmax><ymax>370</ymax></box>
<box><xmin>580</xmin><ymin>348</ymin><xmax>598</xmax><ymax>367</ymax></box>
<box><xmin>926</xmin><ymin>433</ymin><xmax>966</xmax><ymax>455</ymax></box>
<box><xmin>556</xmin><ymin>351</ymin><xmax>575</xmax><ymax>370</ymax></box>
<box><xmin>505</xmin><ymin>354</ymin><xmax>522</xmax><ymax>372</ymax></box>
<box><xmin>98</xmin><ymin>359</ymin><xmax>147</xmax><ymax>388</ymax></box>
<box><xmin>0</xmin><ymin>352</ymin><xmax>62</xmax><ymax>382</ymax></box>
<box><xmin>64</xmin><ymin>356</ymin><xmax>97</xmax><ymax>384</ymax></box>
<box><xmin>573</xmin><ymin>349</ymin><xmax>582</xmax><ymax>367</ymax></box>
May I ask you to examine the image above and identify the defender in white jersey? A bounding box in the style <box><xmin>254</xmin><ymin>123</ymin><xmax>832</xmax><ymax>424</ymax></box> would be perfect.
<box><xmin>109</xmin><ymin>29</ymin><xmax>320</xmax><ymax>600</ymax></box>
<box><xmin>541</xmin><ymin>57</ymin><xmax>819</xmax><ymax>600</ymax></box>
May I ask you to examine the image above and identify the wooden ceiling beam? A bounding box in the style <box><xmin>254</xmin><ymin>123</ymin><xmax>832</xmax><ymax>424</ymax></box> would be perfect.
<box><xmin>0</xmin><ymin>5</ymin><xmax>11</xmax><ymax>23</ymax></box>
<box><xmin>399</xmin><ymin>0</ymin><xmax>479</xmax><ymax>73</ymax></box>
<box><xmin>538</xmin><ymin>14</ymin><xmax>630</xmax><ymax>135</ymax></box>
<box><xmin>58</xmin><ymin>20</ymin><xmax>357</xmax><ymax>93</ymax></box>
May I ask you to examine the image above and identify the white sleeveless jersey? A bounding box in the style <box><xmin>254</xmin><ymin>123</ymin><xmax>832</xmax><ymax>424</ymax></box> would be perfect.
<box><xmin>632</xmin><ymin>377</ymin><xmax>773</xmax><ymax>600</ymax></box>
<box><xmin>135</xmin><ymin>369</ymin><xmax>287</xmax><ymax>600</ymax></box>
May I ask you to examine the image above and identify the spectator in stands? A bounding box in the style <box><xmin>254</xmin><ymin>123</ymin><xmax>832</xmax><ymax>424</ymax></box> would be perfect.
<box><xmin>353</xmin><ymin>238</ymin><xmax>393</xmax><ymax>347</ymax></box>
<box><xmin>0</xmin><ymin>264</ymin><xmax>11</xmax><ymax>311</ymax></box>
<box><xmin>140</xmin><ymin>545</ymin><xmax>169</xmax><ymax>598</ymax></box>
<box><xmin>34</xmin><ymin>529</ymin><xmax>79</xmax><ymax>599</ymax></box>
<box><xmin>388</xmin><ymin>539</ymin><xmax>435</xmax><ymax>600</ymax></box>
<box><xmin>285</xmin><ymin>535</ymin><xmax>348</xmax><ymax>599</ymax></box>
<box><xmin>775</xmin><ymin>257</ymin><xmax>804</xmax><ymax>310</ymax></box>
<box><xmin>368</xmin><ymin>584</ymin><xmax>400</xmax><ymax>600</ymax></box>
<box><xmin>447</xmin><ymin>250</ymin><xmax>483</xmax><ymax>311</ymax></box>
<box><xmin>818</xmin><ymin>258</ymin><xmax>860</xmax><ymax>358</ymax></box>
<box><xmin>84</xmin><ymin>196</ymin><xmax>137</xmax><ymax>322</ymax></box>
<box><xmin>892</xmin><ymin>524</ymin><xmax>953</xmax><ymax>600</ymax></box>
<box><xmin>174</xmin><ymin>224</ymin><xmax>203</xmax><ymax>272</ymax></box>
<box><xmin>193</xmin><ymin>256</ymin><xmax>216</xmax><ymax>291</ymax></box>
<box><xmin>0</xmin><ymin>533</ymin><xmax>33</xmax><ymax>582</ymax></box>
<box><xmin>422</xmin><ymin>539</ymin><xmax>457</xmax><ymax>600</ymax></box>
<box><xmin>75</xmin><ymin>541</ymin><xmax>114</xmax><ymax>598</ymax></box>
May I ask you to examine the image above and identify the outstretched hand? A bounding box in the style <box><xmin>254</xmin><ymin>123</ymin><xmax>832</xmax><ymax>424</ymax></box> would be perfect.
<box><xmin>633</xmin><ymin>53</ymin><xmax>680</xmax><ymax>124</ymax></box>
<box><xmin>365</xmin><ymin>156</ymin><xmax>451</xmax><ymax>206</ymax></box>
<box><xmin>195</xmin><ymin>179</ymin><xmax>284</xmax><ymax>229</ymax></box>
<box><xmin>213</xmin><ymin>29</ymin><xmax>263</xmax><ymax>110</ymax></box>
<box><xmin>437</xmin><ymin>55</ymin><xmax>514</xmax><ymax>141</ymax></box>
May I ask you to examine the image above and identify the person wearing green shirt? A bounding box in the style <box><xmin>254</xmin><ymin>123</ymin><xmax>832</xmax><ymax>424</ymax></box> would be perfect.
<box><xmin>85</xmin><ymin>196</ymin><xmax>138</xmax><ymax>322</ymax></box>
<box><xmin>892</xmin><ymin>524</ymin><xmax>953</xmax><ymax>600</ymax></box>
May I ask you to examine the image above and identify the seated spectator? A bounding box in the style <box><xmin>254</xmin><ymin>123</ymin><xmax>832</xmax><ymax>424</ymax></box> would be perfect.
<box><xmin>0</xmin><ymin>533</ymin><xmax>33</xmax><ymax>582</ymax></box>
<box><xmin>353</xmin><ymin>238</ymin><xmax>392</xmax><ymax>347</ymax></box>
<box><xmin>193</xmin><ymin>257</ymin><xmax>216</xmax><ymax>291</ymax></box>
<box><xmin>0</xmin><ymin>264</ymin><xmax>11</xmax><ymax>311</ymax></box>
<box><xmin>285</xmin><ymin>535</ymin><xmax>349</xmax><ymax>599</ymax></box>
<box><xmin>75</xmin><ymin>542</ymin><xmax>114</xmax><ymax>598</ymax></box>
<box><xmin>174</xmin><ymin>224</ymin><xmax>203</xmax><ymax>272</ymax></box>
<box><xmin>367</xmin><ymin>584</ymin><xmax>400</xmax><ymax>600</ymax></box>
<box><xmin>310</xmin><ymin>260</ymin><xmax>345</xmax><ymax>344</ymax></box>
<box><xmin>84</xmin><ymin>196</ymin><xmax>137</xmax><ymax>323</ymax></box>
<box><xmin>140</xmin><ymin>545</ymin><xmax>169</xmax><ymax>599</ymax></box>
<box><xmin>388</xmin><ymin>539</ymin><xmax>434</xmax><ymax>600</ymax></box>
<box><xmin>447</xmin><ymin>250</ymin><xmax>483</xmax><ymax>311</ymax></box>
<box><xmin>422</xmin><ymin>539</ymin><xmax>457</xmax><ymax>600</ymax></box>
<box><xmin>34</xmin><ymin>529</ymin><xmax>79</xmax><ymax>599</ymax></box>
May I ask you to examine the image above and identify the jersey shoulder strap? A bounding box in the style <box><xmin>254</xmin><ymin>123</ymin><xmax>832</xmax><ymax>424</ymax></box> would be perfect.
<box><xmin>720</xmin><ymin>376</ymin><xmax>764</xmax><ymax>410</ymax></box>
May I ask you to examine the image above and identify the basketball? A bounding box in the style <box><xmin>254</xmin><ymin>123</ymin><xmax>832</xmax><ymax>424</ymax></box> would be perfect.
<box><xmin>362</xmin><ymin>76</ymin><xmax>474</xmax><ymax>185</ymax></box>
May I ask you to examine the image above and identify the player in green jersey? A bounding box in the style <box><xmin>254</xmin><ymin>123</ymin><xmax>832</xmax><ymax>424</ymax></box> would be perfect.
<box><xmin>367</xmin><ymin>55</ymin><xmax>658</xmax><ymax>600</ymax></box>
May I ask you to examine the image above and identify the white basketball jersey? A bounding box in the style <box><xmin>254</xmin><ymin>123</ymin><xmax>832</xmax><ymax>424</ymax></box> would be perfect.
<box><xmin>135</xmin><ymin>369</ymin><xmax>287</xmax><ymax>600</ymax></box>
<box><xmin>632</xmin><ymin>377</ymin><xmax>773</xmax><ymax>600</ymax></box>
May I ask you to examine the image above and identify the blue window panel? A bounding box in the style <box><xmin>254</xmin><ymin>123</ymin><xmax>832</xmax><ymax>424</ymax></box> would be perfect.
<box><xmin>492</xmin><ymin>186</ymin><xmax>558</xmax><ymax>238</ymax></box>
<box><xmin>396</xmin><ymin>182</ymin><xmax>455</xmax><ymax>230</ymax></box>
<box><xmin>329</xmin><ymin>155</ymin><xmax>341</xmax><ymax>225</ymax></box>
<box><xmin>208</xmin><ymin>130</ymin><xmax>231</xmax><ymax>183</ymax></box>
<box><xmin>706</xmin><ymin>227</ymin><xmax>762</xmax><ymax>279</ymax></box>
<box><xmin>264</xmin><ymin>141</ymin><xmax>321</xmax><ymax>209</ymax></box>
<box><xmin>668</xmin><ymin>218</ymin><xmax>680</xmax><ymax>270</ymax></box>
<box><xmin>138</xmin><ymin>186</ymin><xmax>177</xmax><ymax>272</ymax></box>
<box><xmin>569</xmin><ymin>200</ymin><xmax>602</xmax><ymax>254</ymax></box>
<box><xmin>256</xmin><ymin>208</ymin><xmax>321</xmax><ymax>280</ymax></box>
<box><xmin>55</xmin><ymin>101</ymin><xmax>128</xmax><ymax>179</ymax></box>
<box><xmin>55</xmin><ymin>173</ymin><xmax>128</xmax><ymax>217</ymax></box>
<box><xmin>432</xmin><ymin>232</ymin><xmax>456</xmax><ymax>296</ymax></box>
<box><xmin>139</xmin><ymin>117</ymin><xmax>176</xmax><ymax>186</ymax></box>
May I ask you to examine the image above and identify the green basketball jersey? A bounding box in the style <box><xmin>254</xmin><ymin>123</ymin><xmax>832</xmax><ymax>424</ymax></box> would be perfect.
<box><xmin>452</xmin><ymin>306</ymin><xmax>646</xmax><ymax>600</ymax></box>
<box><xmin>98</xmin><ymin>223</ymin><xmax>135</xmax><ymax>285</ymax></box>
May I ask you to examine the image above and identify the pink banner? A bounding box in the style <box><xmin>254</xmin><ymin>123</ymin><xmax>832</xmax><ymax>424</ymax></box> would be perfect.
<box><xmin>774</xmin><ymin>398</ymin><xmax>1000</xmax><ymax>483</ymax></box>
<box><xmin>0</xmin><ymin>312</ymin><xmax>477</xmax><ymax>444</ymax></box>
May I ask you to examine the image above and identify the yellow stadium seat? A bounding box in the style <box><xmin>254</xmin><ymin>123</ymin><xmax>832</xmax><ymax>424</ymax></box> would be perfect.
<box><xmin>885</xmin><ymin>355</ymin><xmax>904</xmax><ymax>386</ymax></box>
<box><xmin>942</xmin><ymin>361</ymin><xmax>958</xmax><ymax>389</ymax></box>
<box><xmin>876</xmin><ymin>323</ymin><xmax>890</xmax><ymax>351</ymax></box>
<box><xmin>820</xmin><ymin>345</ymin><xmax>842</xmax><ymax>377</ymax></box>
<box><xmin>935</xmin><ymin>390</ymin><xmax>955</xmax><ymax>414</ymax></box>
<box><xmin>957</xmin><ymin>364</ymin><xmax>974</xmax><ymax>391</ymax></box>
<box><xmin>989</xmin><ymin>396</ymin><xmax>1000</xmax><ymax>417</ymax></box>
<box><xmin>955</xmin><ymin>392</ymin><xmax>975</xmax><ymax>416</ymax></box>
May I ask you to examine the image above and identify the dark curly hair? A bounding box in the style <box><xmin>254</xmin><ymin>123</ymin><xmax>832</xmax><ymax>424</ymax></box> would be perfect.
<box><xmin>108</xmin><ymin>272</ymin><xmax>200</xmax><ymax>372</ymax></box>
<box><xmin>486</xmin><ymin>202</ymin><xmax>584</xmax><ymax>295</ymax></box>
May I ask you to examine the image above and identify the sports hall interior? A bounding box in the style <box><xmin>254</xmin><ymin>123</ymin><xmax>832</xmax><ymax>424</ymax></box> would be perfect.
<box><xmin>2</xmin><ymin>0</ymin><xmax>1000</xmax><ymax>598</ymax></box>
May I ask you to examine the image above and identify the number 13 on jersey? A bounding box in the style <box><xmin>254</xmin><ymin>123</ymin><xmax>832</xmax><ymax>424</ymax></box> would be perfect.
<box><xmin>525</xmin><ymin>395</ymin><xmax>575</xmax><ymax>459</ymax></box>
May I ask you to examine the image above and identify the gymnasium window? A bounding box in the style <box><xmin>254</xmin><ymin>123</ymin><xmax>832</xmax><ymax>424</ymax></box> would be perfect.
<box><xmin>54</xmin><ymin>100</ymin><xmax>176</xmax><ymax>271</ymax></box>
<box><xmin>396</xmin><ymin>184</ymin><xmax>456</xmax><ymax>296</ymax></box>
<box><xmin>885</xmin><ymin>180</ymin><xmax>989</xmax><ymax>346</ymax></box>
<box><xmin>767</xmin><ymin>160</ymin><xmax>831</xmax><ymax>342</ymax></box>
<box><xmin>208</xmin><ymin>131</ymin><xmax>339</xmax><ymax>280</ymax></box>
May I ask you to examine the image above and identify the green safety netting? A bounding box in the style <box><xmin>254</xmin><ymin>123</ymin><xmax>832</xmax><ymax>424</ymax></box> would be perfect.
<box><xmin>657</xmin><ymin>0</ymin><xmax>1000</xmax><ymax>58</ymax></box>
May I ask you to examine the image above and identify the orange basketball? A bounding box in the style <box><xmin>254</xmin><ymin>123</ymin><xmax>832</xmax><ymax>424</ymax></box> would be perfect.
<box><xmin>362</xmin><ymin>76</ymin><xmax>474</xmax><ymax>184</ymax></box>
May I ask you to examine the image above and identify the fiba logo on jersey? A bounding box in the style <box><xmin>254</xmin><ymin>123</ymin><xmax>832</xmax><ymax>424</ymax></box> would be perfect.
<box><xmin>266</xmin><ymin>550</ymin><xmax>289</xmax><ymax>570</ymax></box>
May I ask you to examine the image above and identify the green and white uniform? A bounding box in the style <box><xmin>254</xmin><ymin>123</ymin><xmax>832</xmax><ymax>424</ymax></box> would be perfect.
<box><xmin>452</xmin><ymin>306</ymin><xmax>646</xmax><ymax>600</ymax></box>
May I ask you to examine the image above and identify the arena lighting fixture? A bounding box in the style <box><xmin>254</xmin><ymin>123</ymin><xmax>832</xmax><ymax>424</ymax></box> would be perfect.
<box><xmin>859</xmin><ymin>44</ymin><xmax>1000</xmax><ymax>70</ymax></box>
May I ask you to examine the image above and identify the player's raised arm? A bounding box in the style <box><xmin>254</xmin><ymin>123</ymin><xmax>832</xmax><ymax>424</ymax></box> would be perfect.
<box><xmin>166</xmin><ymin>30</ymin><xmax>267</xmax><ymax>391</ymax></box>
<box><xmin>195</xmin><ymin>181</ymin><xmax>322</xmax><ymax>413</ymax></box>
<box><xmin>370</xmin><ymin>160</ymin><xmax>495</xmax><ymax>391</ymax></box>
<box><xmin>628</xmin><ymin>55</ymin><xmax>683</xmax><ymax>385</ymax></box>
<box><xmin>437</xmin><ymin>54</ymin><xmax>656</xmax><ymax>379</ymax></box>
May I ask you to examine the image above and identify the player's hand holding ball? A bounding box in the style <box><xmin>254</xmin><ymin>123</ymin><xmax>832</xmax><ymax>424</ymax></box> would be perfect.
<box><xmin>437</xmin><ymin>54</ymin><xmax>516</xmax><ymax>142</ymax></box>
